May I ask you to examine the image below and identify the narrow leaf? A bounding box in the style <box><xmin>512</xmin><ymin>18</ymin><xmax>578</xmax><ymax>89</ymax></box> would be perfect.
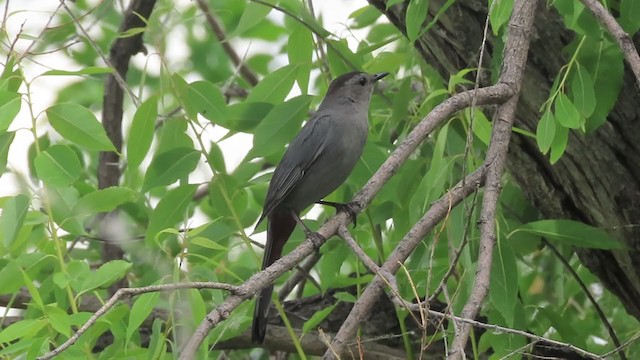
<box><xmin>0</xmin><ymin>131</ymin><xmax>15</xmax><ymax>174</ymax></box>
<box><xmin>536</xmin><ymin>110</ymin><xmax>556</xmax><ymax>154</ymax></box>
<box><xmin>246</xmin><ymin>64</ymin><xmax>299</xmax><ymax>104</ymax></box>
<box><xmin>126</xmin><ymin>291</ymin><xmax>160</xmax><ymax>344</ymax></box>
<box><xmin>406</xmin><ymin>0</ymin><xmax>429</xmax><ymax>43</ymax></box>
<box><xmin>46</xmin><ymin>103</ymin><xmax>115</xmax><ymax>151</ymax></box>
<box><xmin>554</xmin><ymin>92</ymin><xmax>582</xmax><ymax>129</ymax></box>
<box><xmin>42</xmin><ymin>66</ymin><xmax>113</xmax><ymax>76</ymax></box>
<box><xmin>142</xmin><ymin>147</ymin><xmax>201</xmax><ymax>191</ymax></box>
<box><xmin>34</xmin><ymin>145</ymin><xmax>82</xmax><ymax>187</ymax></box>
<box><xmin>145</xmin><ymin>185</ymin><xmax>197</xmax><ymax>245</ymax></box>
<box><xmin>78</xmin><ymin>260</ymin><xmax>132</xmax><ymax>296</ymax></box>
<box><xmin>514</xmin><ymin>219</ymin><xmax>623</xmax><ymax>249</ymax></box>
<box><xmin>0</xmin><ymin>91</ymin><xmax>21</xmax><ymax>132</ymax></box>
<box><xmin>127</xmin><ymin>95</ymin><xmax>158</xmax><ymax>170</ymax></box>
<box><xmin>249</xmin><ymin>95</ymin><xmax>313</xmax><ymax>158</ymax></box>
<box><xmin>570</xmin><ymin>63</ymin><xmax>596</xmax><ymax>118</ymax></box>
<box><xmin>74</xmin><ymin>186</ymin><xmax>137</xmax><ymax>216</ymax></box>
<box><xmin>1</xmin><ymin>194</ymin><xmax>30</xmax><ymax>247</ymax></box>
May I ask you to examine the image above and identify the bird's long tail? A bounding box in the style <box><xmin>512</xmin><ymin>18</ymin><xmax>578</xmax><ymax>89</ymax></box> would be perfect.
<box><xmin>252</xmin><ymin>210</ymin><xmax>297</xmax><ymax>344</ymax></box>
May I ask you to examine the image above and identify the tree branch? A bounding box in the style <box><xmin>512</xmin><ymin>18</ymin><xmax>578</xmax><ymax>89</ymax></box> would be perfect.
<box><xmin>449</xmin><ymin>0</ymin><xmax>539</xmax><ymax>357</ymax></box>
<box><xmin>195</xmin><ymin>0</ymin><xmax>259</xmax><ymax>87</ymax></box>
<box><xmin>579</xmin><ymin>0</ymin><xmax>640</xmax><ymax>88</ymax></box>
<box><xmin>321</xmin><ymin>165</ymin><xmax>487</xmax><ymax>359</ymax></box>
<box><xmin>178</xmin><ymin>82</ymin><xmax>513</xmax><ymax>360</ymax></box>
<box><xmin>37</xmin><ymin>282</ymin><xmax>239</xmax><ymax>360</ymax></box>
<box><xmin>97</xmin><ymin>0</ymin><xmax>157</xmax><ymax>293</ymax></box>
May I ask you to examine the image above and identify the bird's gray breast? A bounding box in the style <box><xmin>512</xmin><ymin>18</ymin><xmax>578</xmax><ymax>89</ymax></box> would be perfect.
<box><xmin>284</xmin><ymin>112</ymin><xmax>368</xmax><ymax>211</ymax></box>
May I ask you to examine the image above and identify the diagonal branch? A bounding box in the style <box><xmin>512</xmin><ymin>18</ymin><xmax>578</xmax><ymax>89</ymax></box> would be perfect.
<box><xmin>448</xmin><ymin>0</ymin><xmax>539</xmax><ymax>357</ymax></box>
<box><xmin>178</xmin><ymin>82</ymin><xmax>513</xmax><ymax>359</ymax></box>
<box><xmin>579</xmin><ymin>0</ymin><xmax>640</xmax><ymax>88</ymax></box>
<box><xmin>195</xmin><ymin>0</ymin><xmax>259</xmax><ymax>87</ymax></box>
<box><xmin>37</xmin><ymin>282</ymin><xmax>239</xmax><ymax>360</ymax></box>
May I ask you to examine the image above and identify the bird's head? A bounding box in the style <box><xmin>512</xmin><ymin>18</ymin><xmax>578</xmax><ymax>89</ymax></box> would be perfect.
<box><xmin>321</xmin><ymin>71</ymin><xmax>389</xmax><ymax>107</ymax></box>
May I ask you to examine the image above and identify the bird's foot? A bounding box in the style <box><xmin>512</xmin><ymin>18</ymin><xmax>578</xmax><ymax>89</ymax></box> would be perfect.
<box><xmin>290</xmin><ymin>210</ymin><xmax>325</xmax><ymax>250</ymax></box>
<box><xmin>316</xmin><ymin>200</ymin><xmax>360</xmax><ymax>227</ymax></box>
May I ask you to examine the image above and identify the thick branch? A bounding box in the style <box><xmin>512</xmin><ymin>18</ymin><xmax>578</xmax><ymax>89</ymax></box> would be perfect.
<box><xmin>98</xmin><ymin>0</ymin><xmax>157</xmax><ymax>289</ymax></box>
<box><xmin>449</xmin><ymin>0</ymin><xmax>539</xmax><ymax>357</ymax></box>
<box><xmin>321</xmin><ymin>166</ymin><xmax>486</xmax><ymax>359</ymax></box>
<box><xmin>179</xmin><ymin>84</ymin><xmax>512</xmax><ymax>359</ymax></box>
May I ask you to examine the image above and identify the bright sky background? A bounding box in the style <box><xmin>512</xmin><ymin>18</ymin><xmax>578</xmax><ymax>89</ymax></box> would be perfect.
<box><xmin>0</xmin><ymin>0</ymin><xmax>370</xmax><ymax>197</ymax></box>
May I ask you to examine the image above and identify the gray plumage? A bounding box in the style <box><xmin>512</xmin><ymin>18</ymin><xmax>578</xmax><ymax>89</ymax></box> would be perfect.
<box><xmin>252</xmin><ymin>71</ymin><xmax>389</xmax><ymax>343</ymax></box>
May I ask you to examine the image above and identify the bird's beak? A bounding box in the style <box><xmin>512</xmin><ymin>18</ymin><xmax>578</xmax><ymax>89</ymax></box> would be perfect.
<box><xmin>372</xmin><ymin>72</ymin><xmax>390</xmax><ymax>82</ymax></box>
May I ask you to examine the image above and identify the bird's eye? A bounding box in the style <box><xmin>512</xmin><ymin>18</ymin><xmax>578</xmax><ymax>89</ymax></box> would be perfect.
<box><xmin>359</xmin><ymin>77</ymin><xmax>367</xmax><ymax>86</ymax></box>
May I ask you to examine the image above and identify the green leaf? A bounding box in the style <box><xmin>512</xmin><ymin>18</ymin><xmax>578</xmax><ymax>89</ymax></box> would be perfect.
<box><xmin>246</xmin><ymin>64</ymin><xmax>299</xmax><ymax>104</ymax></box>
<box><xmin>0</xmin><ymin>90</ymin><xmax>21</xmax><ymax>132</ymax></box>
<box><xmin>249</xmin><ymin>95</ymin><xmax>313</xmax><ymax>159</ymax></box>
<box><xmin>126</xmin><ymin>291</ymin><xmax>160</xmax><ymax>344</ymax></box>
<box><xmin>186</xmin><ymin>81</ymin><xmax>226</xmax><ymax>121</ymax></box>
<box><xmin>580</xmin><ymin>38</ymin><xmax>624</xmax><ymax>133</ymax></box>
<box><xmin>536</xmin><ymin>110</ymin><xmax>556</xmax><ymax>154</ymax></box>
<box><xmin>45</xmin><ymin>305</ymin><xmax>71</xmax><ymax>337</ymax></box>
<box><xmin>78</xmin><ymin>260</ymin><xmax>132</xmax><ymax>296</ymax></box>
<box><xmin>46</xmin><ymin>103</ymin><xmax>116</xmax><ymax>151</ymax></box>
<box><xmin>287</xmin><ymin>23</ymin><xmax>313</xmax><ymax>94</ymax></box>
<box><xmin>47</xmin><ymin>186</ymin><xmax>85</xmax><ymax>235</ymax></box>
<box><xmin>406</xmin><ymin>0</ymin><xmax>428</xmax><ymax>43</ymax></box>
<box><xmin>513</xmin><ymin>220</ymin><xmax>623</xmax><ymax>249</ymax></box>
<box><xmin>489</xmin><ymin>0</ymin><xmax>514</xmax><ymax>35</ymax></box>
<box><xmin>619</xmin><ymin>0</ymin><xmax>640</xmax><ymax>33</ymax></box>
<box><xmin>549</xmin><ymin>122</ymin><xmax>568</xmax><ymax>164</ymax></box>
<box><xmin>127</xmin><ymin>95</ymin><xmax>158</xmax><ymax>170</ymax></box>
<box><xmin>230</xmin><ymin>1</ymin><xmax>273</xmax><ymax>37</ymax></box>
<box><xmin>41</xmin><ymin>66</ymin><xmax>113</xmax><ymax>76</ymax></box>
<box><xmin>570</xmin><ymin>63</ymin><xmax>596</xmax><ymax>118</ymax></box>
<box><xmin>142</xmin><ymin>147</ymin><xmax>201</xmax><ymax>191</ymax></box>
<box><xmin>554</xmin><ymin>92</ymin><xmax>582</xmax><ymax>129</ymax></box>
<box><xmin>34</xmin><ymin>145</ymin><xmax>82</xmax><ymax>187</ymax></box>
<box><xmin>489</xmin><ymin>241</ymin><xmax>518</xmax><ymax>327</ymax></box>
<box><xmin>190</xmin><ymin>236</ymin><xmax>228</xmax><ymax>250</ymax></box>
<box><xmin>0</xmin><ymin>131</ymin><xmax>15</xmax><ymax>175</ymax></box>
<box><xmin>1</xmin><ymin>194</ymin><xmax>30</xmax><ymax>247</ymax></box>
<box><xmin>207</xmin><ymin>141</ymin><xmax>226</xmax><ymax>173</ymax></box>
<box><xmin>145</xmin><ymin>185</ymin><xmax>197</xmax><ymax>245</ymax></box>
<box><xmin>363</xmin><ymin>51</ymin><xmax>404</xmax><ymax>74</ymax></box>
<box><xmin>74</xmin><ymin>187</ymin><xmax>137</xmax><ymax>216</ymax></box>
<box><xmin>302</xmin><ymin>303</ymin><xmax>339</xmax><ymax>334</ymax></box>
<box><xmin>0</xmin><ymin>319</ymin><xmax>46</xmax><ymax>343</ymax></box>
<box><xmin>220</xmin><ymin>102</ymin><xmax>273</xmax><ymax>132</ymax></box>
<box><xmin>0</xmin><ymin>261</ymin><xmax>22</xmax><ymax>293</ymax></box>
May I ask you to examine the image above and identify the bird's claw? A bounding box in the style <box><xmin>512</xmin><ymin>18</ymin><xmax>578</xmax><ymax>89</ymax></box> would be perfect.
<box><xmin>316</xmin><ymin>201</ymin><xmax>360</xmax><ymax>228</ymax></box>
<box><xmin>307</xmin><ymin>231</ymin><xmax>325</xmax><ymax>250</ymax></box>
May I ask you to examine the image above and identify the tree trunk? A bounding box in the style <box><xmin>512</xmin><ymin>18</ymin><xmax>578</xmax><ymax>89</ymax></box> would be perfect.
<box><xmin>369</xmin><ymin>0</ymin><xmax>640</xmax><ymax>320</ymax></box>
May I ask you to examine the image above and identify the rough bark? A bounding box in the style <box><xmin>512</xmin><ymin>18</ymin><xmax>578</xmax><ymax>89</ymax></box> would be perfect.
<box><xmin>369</xmin><ymin>0</ymin><xmax>640</xmax><ymax>320</ymax></box>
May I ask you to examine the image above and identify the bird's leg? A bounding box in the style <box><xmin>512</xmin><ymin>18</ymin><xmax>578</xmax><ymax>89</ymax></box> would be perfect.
<box><xmin>290</xmin><ymin>210</ymin><xmax>325</xmax><ymax>250</ymax></box>
<box><xmin>316</xmin><ymin>200</ymin><xmax>359</xmax><ymax>228</ymax></box>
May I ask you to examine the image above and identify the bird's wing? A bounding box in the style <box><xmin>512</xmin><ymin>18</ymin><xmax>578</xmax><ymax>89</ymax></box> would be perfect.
<box><xmin>256</xmin><ymin>114</ymin><xmax>331</xmax><ymax>224</ymax></box>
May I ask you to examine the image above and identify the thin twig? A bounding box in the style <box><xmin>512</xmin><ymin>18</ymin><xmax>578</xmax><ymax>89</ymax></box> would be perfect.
<box><xmin>195</xmin><ymin>0</ymin><xmax>258</xmax><ymax>86</ymax></box>
<box><xmin>38</xmin><ymin>282</ymin><xmax>240</xmax><ymax>360</ymax></box>
<box><xmin>61</xmin><ymin>0</ymin><xmax>139</xmax><ymax>105</ymax></box>
<box><xmin>543</xmin><ymin>239</ymin><xmax>626</xmax><ymax>360</ymax></box>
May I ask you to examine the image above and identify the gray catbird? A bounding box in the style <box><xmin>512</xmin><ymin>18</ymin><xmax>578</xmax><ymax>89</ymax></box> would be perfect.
<box><xmin>251</xmin><ymin>71</ymin><xmax>389</xmax><ymax>343</ymax></box>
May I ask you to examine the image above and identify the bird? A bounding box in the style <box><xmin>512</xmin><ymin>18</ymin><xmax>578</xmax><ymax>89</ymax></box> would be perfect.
<box><xmin>251</xmin><ymin>71</ymin><xmax>389</xmax><ymax>344</ymax></box>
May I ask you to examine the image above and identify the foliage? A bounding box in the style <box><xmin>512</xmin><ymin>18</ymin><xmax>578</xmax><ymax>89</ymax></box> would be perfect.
<box><xmin>0</xmin><ymin>0</ymin><xmax>638</xmax><ymax>358</ymax></box>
